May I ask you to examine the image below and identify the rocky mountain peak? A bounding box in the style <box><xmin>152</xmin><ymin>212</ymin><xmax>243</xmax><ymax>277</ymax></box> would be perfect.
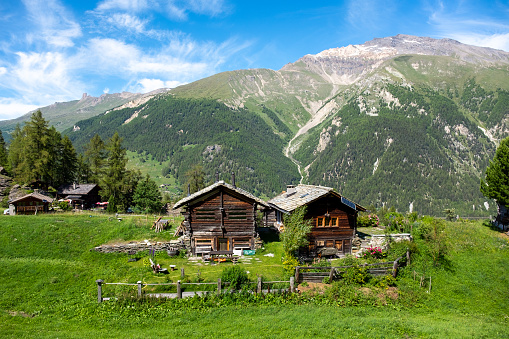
<box><xmin>309</xmin><ymin>34</ymin><xmax>509</xmax><ymax>64</ymax></box>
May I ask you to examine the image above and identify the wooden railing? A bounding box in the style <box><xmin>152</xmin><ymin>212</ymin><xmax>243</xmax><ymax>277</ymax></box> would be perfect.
<box><xmin>295</xmin><ymin>250</ymin><xmax>409</xmax><ymax>283</ymax></box>
<box><xmin>95</xmin><ymin>277</ymin><xmax>295</xmax><ymax>303</ymax></box>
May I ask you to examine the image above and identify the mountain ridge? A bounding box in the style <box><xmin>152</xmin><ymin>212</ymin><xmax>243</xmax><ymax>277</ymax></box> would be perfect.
<box><xmin>2</xmin><ymin>34</ymin><xmax>508</xmax><ymax>216</ymax></box>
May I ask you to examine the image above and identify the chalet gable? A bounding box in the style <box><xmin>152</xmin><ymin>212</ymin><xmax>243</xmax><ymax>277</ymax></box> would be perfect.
<box><xmin>173</xmin><ymin>181</ymin><xmax>268</xmax><ymax>209</ymax></box>
<box><xmin>268</xmin><ymin>184</ymin><xmax>365</xmax><ymax>214</ymax></box>
<box><xmin>9</xmin><ymin>191</ymin><xmax>54</xmax><ymax>204</ymax></box>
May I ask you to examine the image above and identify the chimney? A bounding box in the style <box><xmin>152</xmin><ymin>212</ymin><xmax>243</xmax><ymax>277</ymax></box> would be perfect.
<box><xmin>187</xmin><ymin>184</ymin><xmax>191</xmax><ymax>196</ymax></box>
<box><xmin>231</xmin><ymin>172</ymin><xmax>236</xmax><ymax>188</ymax></box>
<box><xmin>286</xmin><ymin>184</ymin><xmax>297</xmax><ymax>197</ymax></box>
<box><xmin>73</xmin><ymin>182</ymin><xmax>77</xmax><ymax>190</ymax></box>
<box><xmin>216</xmin><ymin>171</ymin><xmax>219</xmax><ymax>183</ymax></box>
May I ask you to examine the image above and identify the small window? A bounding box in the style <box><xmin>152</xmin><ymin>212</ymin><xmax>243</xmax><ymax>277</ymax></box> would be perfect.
<box><xmin>330</xmin><ymin>217</ymin><xmax>337</xmax><ymax>227</ymax></box>
<box><xmin>317</xmin><ymin>217</ymin><xmax>324</xmax><ymax>227</ymax></box>
<box><xmin>335</xmin><ymin>240</ymin><xmax>343</xmax><ymax>250</ymax></box>
<box><xmin>316</xmin><ymin>240</ymin><xmax>325</xmax><ymax>247</ymax></box>
<box><xmin>326</xmin><ymin>240</ymin><xmax>334</xmax><ymax>247</ymax></box>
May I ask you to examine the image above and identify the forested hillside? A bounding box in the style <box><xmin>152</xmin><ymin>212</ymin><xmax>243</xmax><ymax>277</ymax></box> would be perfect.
<box><xmin>294</xmin><ymin>81</ymin><xmax>499</xmax><ymax>215</ymax></box>
<box><xmin>66</xmin><ymin>96</ymin><xmax>299</xmax><ymax>197</ymax></box>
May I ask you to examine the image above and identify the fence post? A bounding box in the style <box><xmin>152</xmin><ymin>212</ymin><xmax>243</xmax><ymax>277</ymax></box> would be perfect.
<box><xmin>181</xmin><ymin>268</ymin><xmax>185</xmax><ymax>279</ymax></box>
<box><xmin>392</xmin><ymin>259</ymin><xmax>399</xmax><ymax>278</ymax></box>
<box><xmin>406</xmin><ymin>248</ymin><xmax>410</xmax><ymax>266</ymax></box>
<box><xmin>295</xmin><ymin>266</ymin><xmax>300</xmax><ymax>283</ymax></box>
<box><xmin>290</xmin><ymin>276</ymin><xmax>295</xmax><ymax>293</ymax></box>
<box><xmin>329</xmin><ymin>267</ymin><xmax>335</xmax><ymax>281</ymax></box>
<box><xmin>217</xmin><ymin>278</ymin><xmax>221</xmax><ymax>294</ymax></box>
<box><xmin>177</xmin><ymin>280</ymin><xmax>182</xmax><ymax>299</ymax></box>
<box><xmin>137</xmin><ymin>281</ymin><xmax>142</xmax><ymax>297</ymax></box>
<box><xmin>95</xmin><ymin>279</ymin><xmax>104</xmax><ymax>303</ymax></box>
<box><xmin>257</xmin><ymin>277</ymin><xmax>262</xmax><ymax>294</ymax></box>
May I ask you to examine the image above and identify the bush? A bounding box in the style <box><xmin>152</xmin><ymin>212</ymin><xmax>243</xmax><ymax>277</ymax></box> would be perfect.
<box><xmin>357</xmin><ymin>214</ymin><xmax>380</xmax><ymax>227</ymax></box>
<box><xmin>341</xmin><ymin>264</ymin><xmax>369</xmax><ymax>285</ymax></box>
<box><xmin>58</xmin><ymin>201</ymin><xmax>72</xmax><ymax>211</ymax></box>
<box><xmin>220</xmin><ymin>265</ymin><xmax>250</xmax><ymax>290</ymax></box>
<box><xmin>282</xmin><ymin>255</ymin><xmax>300</xmax><ymax>275</ymax></box>
<box><xmin>363</xmin><ymin>246</ymin><xmax>387</xmax><ymax>260</ymax></box>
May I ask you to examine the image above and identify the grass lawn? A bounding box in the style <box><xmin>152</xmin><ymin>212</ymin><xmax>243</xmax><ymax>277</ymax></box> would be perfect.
<box><xmin>0</xmin><ymin>214</ymin><xmax>508</xmax><ymax>338</ymax></box>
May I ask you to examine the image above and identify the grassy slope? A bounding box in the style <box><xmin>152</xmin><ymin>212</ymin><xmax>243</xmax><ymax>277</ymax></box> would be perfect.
<box><xmin>0</xmin><ymin>215</ymin><xmax>508</xmax><ymax>338</ymax></box>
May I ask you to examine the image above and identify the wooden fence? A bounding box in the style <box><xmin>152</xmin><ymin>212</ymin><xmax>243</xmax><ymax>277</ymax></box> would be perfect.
<box><xmin>295</xmin><ymin>250</ymin><xmax>409</xmax><ymax>283</ymax></box>
<box><xmin>95</xmin><ymin>277</ymin><xmax>295</xmax><ymax>303</ymax></box>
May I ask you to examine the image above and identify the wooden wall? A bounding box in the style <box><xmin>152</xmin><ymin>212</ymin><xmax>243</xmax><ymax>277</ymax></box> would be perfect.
<box><xmin>187</xmin><ymin>188</ymin><xmax>257</xmax><ymax>253</ymax></box>
<box><xmin>304</xmin><ymin>194</ymin><xmax>357</xmax><ymax>255</ymax></box>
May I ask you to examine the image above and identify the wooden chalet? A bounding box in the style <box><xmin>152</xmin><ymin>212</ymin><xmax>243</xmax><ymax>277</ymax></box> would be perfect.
<box><xmin>57</xmin><ymin>183</ymin><xmax>101</xmax><ymax>209</ymax></box>
<box><xmin>9</xmin><ymin>191</ymin><xmax>54</xmax><ymax>215</ymax></box>
<box><xmin>268</xmin><ymin>184</ymin><xmax>365</xmax><ymax>257</ymax></box>
<box><xmin>173</xmin><ymin>180</ymin><xmax>269</xmax><ymax>256</ymax></box>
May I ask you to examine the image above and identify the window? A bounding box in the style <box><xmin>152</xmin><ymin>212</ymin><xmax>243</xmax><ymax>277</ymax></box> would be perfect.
<box><xmin>326</xmin><ymin>240</ymin><xmax>334</xmax><ymax>247</ymax></box>
<box><xmin>317</xmin><ymin>217</ymin><xmax>324</xmax><ymax>227</ymax></box>
<box><xmin>335</xmin><ymin>240</ymin><xmax>343</xmax><ymax>250</ymax></box>
<box><xmin>316</xmin><ymin>240</ymin><xmax>325</xmax><ymax>247</ymax></box>
<box><xmin>330</xmin><ymin>217</ymin><xmax>337</xmax><ymax>226</ymax></box>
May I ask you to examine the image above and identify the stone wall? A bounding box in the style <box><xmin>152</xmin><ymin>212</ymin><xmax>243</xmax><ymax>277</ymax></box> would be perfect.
<box><xmin>355</xmin><ymin>233</ymin><xmax>412</xmax><ymax>257</ymax></box>
<box><xmin>92</xmin><ymin>239</ymin><xmax>184</xmax><ymax>254</ymax></box>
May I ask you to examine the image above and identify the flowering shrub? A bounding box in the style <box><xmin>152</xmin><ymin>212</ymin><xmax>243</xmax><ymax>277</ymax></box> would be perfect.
<box><xmin>357</xmin><ymin>214</ymin><xmax>380</xmax><ymax>227</ymax></box>
<box><xmin>363</xmin><ymin>246</ymin><xmax>387</xmax><ymax>259</ymax></box>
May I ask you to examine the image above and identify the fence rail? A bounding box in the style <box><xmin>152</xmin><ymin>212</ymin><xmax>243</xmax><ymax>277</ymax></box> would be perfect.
<box><xmin>95</xmin><ymin>277</ymin><xmax>295</xmax><ymax>303</ymax></box>
<box><xmin>295</xmin><ymin>249</ymin><xmax>409</xmax><ymax>283</ymax></box>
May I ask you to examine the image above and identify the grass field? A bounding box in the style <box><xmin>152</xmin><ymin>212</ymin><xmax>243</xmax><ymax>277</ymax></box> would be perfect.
<box><xmin>0</xmin><ymin>214</ymin><xmax>508</xmax><ymax>338</ymax></box>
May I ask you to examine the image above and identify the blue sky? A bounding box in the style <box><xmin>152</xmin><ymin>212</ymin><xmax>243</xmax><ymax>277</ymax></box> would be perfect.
<box><xmin>0</xmin><ymin>0</ymin><xmax>508</xmax><ymax>120</ymax></box>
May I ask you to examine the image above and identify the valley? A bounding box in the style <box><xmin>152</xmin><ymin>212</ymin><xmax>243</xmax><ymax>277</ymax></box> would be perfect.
<box><xmin>2</xmin><ymin>34</ymin><xmax>509</xmax><ymax>216</ymax></box>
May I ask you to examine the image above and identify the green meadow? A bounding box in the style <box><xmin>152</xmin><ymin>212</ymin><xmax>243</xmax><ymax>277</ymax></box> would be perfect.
<box><xmin>0</xmin><ymin>214</ymin><xmax>508</xmax><ymax>338</ymax></box>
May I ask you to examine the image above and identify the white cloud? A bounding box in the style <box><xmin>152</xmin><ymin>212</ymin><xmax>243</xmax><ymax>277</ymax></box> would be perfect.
<box><xmin>95</xmin><ymin>0</ymin><xmax>228</xmax><ymax>20</ymax></box>
<box><xmin>22</xmin><ymin>0</ymin><xmax>82</xmax><ymax>47</ymax></box>
<box><xmin>0</xmin><ymin>51</ymin><xmax>84</xmax><ymax>119</ymax></box>
<box><xmin>428</xmin><ymin>3</ymin><xmax>509</xmax><ymax>52</ymax></box>
<box><xmin>107</xmin><ymin>13</ymin><xmax>147</xmax><ymax>33</ymax></box>
<box><xmin>448</xmin><ymin>32</ymin><xmax>509</xmax><ymax>52</ymax></box>
<box><xmin>0</xmin><ymin>67</ymin><xmax>6</xmax><ymax>75</ymax></box>
<box><xmin>0</xmin><ymin>98</ymin><xmax>39</xmax><ymax>120</ymax></box>
<box><xmin>132</xmin><ymin>78</ymin><xmax>185</xmax><ymax>93</ymax></box>
<box><xmin>96</xmin><ymin>0</ymin><xmax>151</xmax><ymax>12</ymax></box>
<box><xmin>103</xmin><ymin>88</ymin><xmax>110</xmax><ymax>94</ymax></box>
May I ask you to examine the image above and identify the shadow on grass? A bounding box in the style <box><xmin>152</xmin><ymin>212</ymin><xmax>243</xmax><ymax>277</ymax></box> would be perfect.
<box><xmin>258</xmin><ymin>227</ymin><xmax>279</xmax><ymax>243</ymax></box>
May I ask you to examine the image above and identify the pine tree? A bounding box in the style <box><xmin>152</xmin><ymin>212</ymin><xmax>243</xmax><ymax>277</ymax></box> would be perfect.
<box><xmin>481</xmin><ymin>136</ymin><xmax>509</xmax><ymax>207</ymax></box>
<box><xmin>100</xmin><ymin>132</ymin><xmax>127</xmax><ymax>209</ymax></box>
<box><xmin>84</xmin><ymin>134</ymin><xmax>106</xmax><ymax>183</ymax></box>
<box><xmin>8</xmin><ymin>124</ymin><xmax>25</xmax><ymax>179</ymax></box>
<box><xmin>22</xmin><ymin>110</ymin><xmax>51</xmax><ymax>183</ymax></box>
<box><xmin>57</xmin><ymin>135</ymin><xmax>78</xmax><ymax>186</ymax></box>
<box><xmin>185</xmin><ymin>164</ymin><xmax>205</xmax><ymax>194</ymax></box>
<box><xmin>133</xmin><ymin>174</ymin><xmax>162</xmax><ymax>214</ymax></box>
<box><xmin>0</xmin><ymin>130</ymin><xmax>8</xmax><ymax>170</ymax></box>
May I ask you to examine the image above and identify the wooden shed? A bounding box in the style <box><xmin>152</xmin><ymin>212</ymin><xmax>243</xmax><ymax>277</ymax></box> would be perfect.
<box><xmin>173</xmin><ymin>180</ymin><xmax>269</xmax><ymax>256</ymax></box>
<box><xmin>268</xmin><ymin>184</ymin><xmax>365</xmax><ymax>257</ymax></box>
<box><xmin>9</xmin><ymin>192</ymin><xmax>54</xmax><ymax>215</ymax></box>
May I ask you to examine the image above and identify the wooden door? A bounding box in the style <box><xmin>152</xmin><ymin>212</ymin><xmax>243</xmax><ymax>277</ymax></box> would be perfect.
<box><xmin>218</xmin><ymin>238</ymin><xmax>228</xmax><ymax>251</ymax></box>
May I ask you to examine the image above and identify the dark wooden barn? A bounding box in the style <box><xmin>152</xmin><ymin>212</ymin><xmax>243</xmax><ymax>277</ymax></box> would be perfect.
<box><xmin>57</xmin><ymin>183</ymin><xmax>101</xmax><ymax>209</ymax></box>
<box><xmin>268</xmin><ymin>184</ymin><xmax>365</xmax><ymax>257</ymax></box>
<box><xmin>173</xmin><ymin>180</ymin><xmax>269</xmax><ymax>256</ymax></box>
<box><xmin>9</xmin><ymin>192</ymin><xmax>54</xmax><ymax>215</ymax></box>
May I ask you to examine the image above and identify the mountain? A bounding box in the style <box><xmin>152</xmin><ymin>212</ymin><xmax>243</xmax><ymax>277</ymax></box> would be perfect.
<box><xmin>19</xmin><ymin>34</ymin><xmax>509</xmax><ymax>215</ymax></box>
<box><xmin>0</xmin><ymin>89</ymin><xmax>171</xmax><ymax>137</ymax></box>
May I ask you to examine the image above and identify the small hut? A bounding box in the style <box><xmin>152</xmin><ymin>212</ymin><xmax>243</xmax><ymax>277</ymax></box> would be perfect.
<box><xmin>9</xmin><ymin>192</ymin><xmax>54</xmax><ymax>215</ymax></box>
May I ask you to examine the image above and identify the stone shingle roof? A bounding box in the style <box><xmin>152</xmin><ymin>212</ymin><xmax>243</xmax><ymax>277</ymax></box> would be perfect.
<box><xmin>10</xmin><ymin>192</ymin><xmax>54</xmax><ymax>204</ymax></box>
<box><xmin>58</xmin><ymin>183</ymin><xmax>98</xmax><ymax>195</ymax></box>
<box><xmin>268</xmin><ymin>184</ymin><xmax>365</xmax><ymax>213</ymax></box>
<box><xmin>173</xmin><ymin>181</ymin><xmax>268</xmax><ymax>209</ymax></box>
